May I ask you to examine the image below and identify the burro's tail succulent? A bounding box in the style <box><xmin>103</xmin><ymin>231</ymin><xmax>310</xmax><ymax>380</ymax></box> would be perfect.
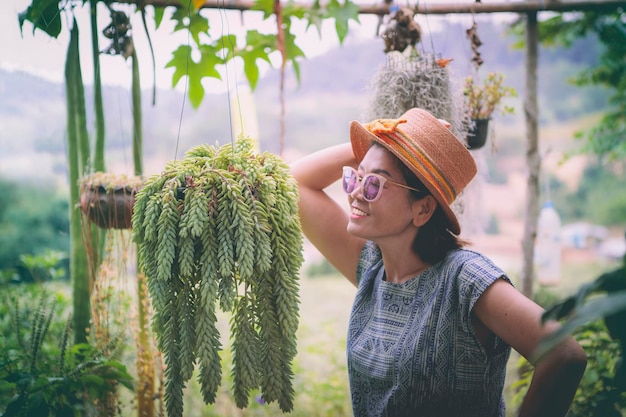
<box><xmin>132</xmin><ymin>138</ymin><xmax>303</xmax><ymax>416</ymax></box>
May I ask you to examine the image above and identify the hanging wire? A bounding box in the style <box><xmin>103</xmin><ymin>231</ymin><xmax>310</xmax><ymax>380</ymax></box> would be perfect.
<box><xmin>418</xmin><ymin>1</ymin><xmax>438</xmax><ymax>55</ymax></box>
<box><xmin>173</xmin><ymin>0</ymin><xmax>193</xmax><ymax>161</ymax></box>
<box><xmin>216</xmin><ymin>0</ymin><xmax>239</xmax><ymax>150</ymax></box>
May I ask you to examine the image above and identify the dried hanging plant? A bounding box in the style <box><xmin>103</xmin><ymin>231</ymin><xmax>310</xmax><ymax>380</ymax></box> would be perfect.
<box><xmin>365</xmin><ymin>50</ymin><xmax>466</xmax><ymax>138</ymax></box>
<box><xmin>131</xmin><ymin>138</ymin><xmax>303</xmax><ymax>417</ymax></box>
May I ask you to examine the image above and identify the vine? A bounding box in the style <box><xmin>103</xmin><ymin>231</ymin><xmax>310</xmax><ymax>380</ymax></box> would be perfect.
<box><xmin>132</xmin><ymin>138</ymin><xmax>304</xmax><ymax>416</ymax></box>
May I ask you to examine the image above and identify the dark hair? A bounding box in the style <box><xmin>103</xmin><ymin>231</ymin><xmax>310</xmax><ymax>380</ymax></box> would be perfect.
<box><xmin>392</xmin><ymin>146</ymin><xmax>467</xmax><ymax>265</ymax></box>
<box><xmin>368</xmin><ymin>141</ymin><xmax>466</xmax><ymax>264</ymax></box>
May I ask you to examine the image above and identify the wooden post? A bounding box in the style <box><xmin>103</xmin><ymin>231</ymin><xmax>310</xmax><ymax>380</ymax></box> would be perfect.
<box><xmin>521</xmin><ymin>11</ymin><xmax>540</xmax><ymax>298</ymax></box>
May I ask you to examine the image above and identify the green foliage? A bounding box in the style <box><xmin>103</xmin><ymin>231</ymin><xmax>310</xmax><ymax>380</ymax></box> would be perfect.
<box><xmin>18</xmin><ymin>0</ymin><xmax>62</xmax><ymax>38</ymax></box>
<box><xmin>132</xmin><ymin>138</ymin><xmax>304</xmax><ymax>416</ymax></box>
<box><xmin>513</xmin><ymin>255</ymin><xmax>626</xmax><ymax>416</ymax></box>
<box><xmin>514</xmin><ymin>320</ymin><xmax>624</xmax><ymax>417</ymax></box>
<box><xmin>306</xmin><ymin>258</ymin><xmax>340</xmax><ymax>278</ymax></box>
<box><xmin>551</xmin><ymin>160</ymin><xmax>626</xmax><ymax>226</ymax></box>
<box><xmin>535</xmin><ymin>264</ymin><xmax>626</xmax><ymax>361</ymax></box>
<box><xmin>17</xmin><ymin>0</ymin><xmax>358</xmax><ymax>110</ymax></box>
<box><xmin>526</xmin><ymin>10</ymin><xmax>626</xmax><ymax>161</ymax></box>
<box><xmin>325</xmin><ymin>0</ymin><xmax>360</xmax><ymax>43</ymax></box>
<box><xmin>0</xmin><ymin>177</ymin><xmax>69</xmax><ymax>282</ymax></box>
<box><xmin>18</xmin><ymin>251</ymin><xmax>67</xmax><ymax>283</ymax></box>
<box><xmin>0</xmin><ymin>289</ymin><xmax>134</xmax><ymax>417</ymax></box>
<box><xmin>514</xmin><ymin>268</ymin><xmax>626</xmax><ymax>416</ymax></box>
<box><xmin>162</xmin><ymin>0</ymin><xmax>357</xmax><ymax>108</ymax></box>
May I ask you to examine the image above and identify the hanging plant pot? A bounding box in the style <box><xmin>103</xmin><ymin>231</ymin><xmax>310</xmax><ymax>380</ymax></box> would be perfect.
<box><xmin>79</xmin><ymin>173</ymin><xmax>143</xmax><ymax>229</ymax></box>
<box><xmin>466</xmin><ymin>118</ymin><xmax>490</xmax><ymax>150</ymax></box>
<box><xmin>131</xmin><ymin>138</ymin><xmax>303</xmax><ymax>417</ymax></box>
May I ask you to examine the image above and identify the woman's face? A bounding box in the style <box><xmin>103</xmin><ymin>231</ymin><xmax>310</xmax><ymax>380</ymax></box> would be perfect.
<box><xmin>346</xmin><ymin>145</ymin><xmax>421</xmax><ymax>242</ymax></box>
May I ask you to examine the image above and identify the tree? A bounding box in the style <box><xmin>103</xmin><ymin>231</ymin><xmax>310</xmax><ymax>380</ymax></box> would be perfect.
<box><xmin>514</xmin><ymin>9</ymin><xmax>626</xmax><ymax>161</ymax></box>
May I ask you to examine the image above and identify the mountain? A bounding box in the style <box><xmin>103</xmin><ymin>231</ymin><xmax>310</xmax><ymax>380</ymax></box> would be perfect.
<box><xmin>0</xmin><ymin>18</ymin><xmax>608</xmax><ymax>182</ymax></box>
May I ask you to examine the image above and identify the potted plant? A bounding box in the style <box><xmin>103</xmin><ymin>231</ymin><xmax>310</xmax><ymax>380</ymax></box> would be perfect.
<box><xmin>131</xmin><ymin>138</ymin><xmax>303</xmax><ymax>417</ymax></box>
<box><xmin>463</xmin><ymin>72</ymin><xmax>517</xmax><ymax>149</ymax></box>
<box><xmin>79</xmin><ymin>172</ymin><xmax>144</xmax><ymax>229</ymax></box>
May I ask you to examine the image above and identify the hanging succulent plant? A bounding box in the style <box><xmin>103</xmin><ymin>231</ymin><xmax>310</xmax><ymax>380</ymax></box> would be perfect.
<box><xmin>131</xmin><ymin>138</ymin><xmax>303</xmax><ymax>417</ymax></box>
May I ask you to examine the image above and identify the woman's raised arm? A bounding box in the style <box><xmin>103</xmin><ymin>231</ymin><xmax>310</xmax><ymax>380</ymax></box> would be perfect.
<box><xmin>290</xmin><ymin>143</ymin><xmax>366</xmax><ymax>286</ymax></box>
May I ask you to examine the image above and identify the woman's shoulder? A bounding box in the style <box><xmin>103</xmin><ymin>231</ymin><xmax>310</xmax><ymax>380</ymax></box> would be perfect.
<box><xmin>356</xmin><ymin>241</ymin><xmax>382</xmax><ymax>284</ymax></box>
<box><xmin>442</xmin><ymin>248</ymin><xmax>509</xmax><ymax>283</ymax></box>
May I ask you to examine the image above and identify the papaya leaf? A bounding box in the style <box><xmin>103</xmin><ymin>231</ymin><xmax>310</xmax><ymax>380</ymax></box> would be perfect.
<box><xmin>153</xmin><ymin>5</ymin><xmax>165</xmax><ymax>29</ymax></box>
<box><xmin>326</xmin><ymin>0</ymin><xmax>360</xmax><ymax>44</ymax></box>
<box><xmin>284</xmin><ymin>30</ymin><xmax>305</xmax><ymax>78</ymax></box>
<box><xmin>282</xmin><ymin>3</ymin><xmax>307</xmax><ymax>20</ymax></box>
<box><xmin>166</xmin><ymin>43</ymin><xmax>224</xmax><ymax>109</ymax></box>
<box><xmin>18</xmin><ymin>0</ymin><xmax>62</xmax><ymax>38</ymax></box>
<box><xmin>237</xmin><ymin>31</ymin><xmax>274</xmax><ymax>90</ymax></box>
<box><xmin>304</xmin><ymin>1</ymin><xmax>326</xmax><ymax>38</ymax></box>
<box><xmin>166</xmin><ymin>45</ymin><xmax>194</xmax><ymax>88</ymax></box>
<box><xmin>251</xmin><ymin>0</ymin><xmax>274</xmax><ymax>19</ymax></box>
<box><xmin>172</xmin><ymin>7</ymin><xmax>209</xmax><ymax>46</ymax></box>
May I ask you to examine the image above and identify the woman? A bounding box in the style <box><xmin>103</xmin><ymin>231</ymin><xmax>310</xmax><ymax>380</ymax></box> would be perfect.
<box><xmin>290</xmin><ymin>108</ymin><xmax>587</xmax><ymax>417</ymax></box>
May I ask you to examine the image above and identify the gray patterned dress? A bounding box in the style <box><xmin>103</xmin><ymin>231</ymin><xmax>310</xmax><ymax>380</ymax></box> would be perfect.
<box><xmin>347</xmin><ymin>241</ymin><xmax>512</xmax><ymax>417</ymax></box>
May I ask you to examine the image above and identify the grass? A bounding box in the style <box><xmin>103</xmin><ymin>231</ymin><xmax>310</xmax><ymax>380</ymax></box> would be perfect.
<box><xmin>169</xmin><ymin>255</ymin><xmax>616</xmax><ymax>416</ymax></box>
<box><xmin>6</xmin><ymin>251</ymin><xmax>615</xmax><ymax>417</ymax></box>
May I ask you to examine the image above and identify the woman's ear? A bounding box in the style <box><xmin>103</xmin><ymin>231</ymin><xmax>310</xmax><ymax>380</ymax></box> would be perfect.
<box><xmin>412</xmin><ymin>195</ymin><xmax>437</xmax><ymax>227</ymax></box>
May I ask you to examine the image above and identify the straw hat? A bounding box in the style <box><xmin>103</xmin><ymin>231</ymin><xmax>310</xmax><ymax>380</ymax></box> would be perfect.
<box><xmin>349</xmin><ymin>108</ymin><xmax>477</xmax><ymax>235</ymax></box>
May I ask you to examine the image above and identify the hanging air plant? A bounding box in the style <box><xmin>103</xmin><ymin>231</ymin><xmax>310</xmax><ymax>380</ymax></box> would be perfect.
<box><xmin>131</xmin><ymin>138</ymin><xmax>303</xmax><ymax>417</ymax></box>
<box><xmin>366</xmin><ymin>50</ymin><xmax>464</xmax><ymax>137</ymax></box>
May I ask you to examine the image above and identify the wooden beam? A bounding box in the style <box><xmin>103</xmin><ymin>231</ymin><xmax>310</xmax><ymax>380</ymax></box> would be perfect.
<box><xmin>117</xmin><ymin>0</ymin><xmax>626</xmax><ymax>15</ymax></box>
<box><xmin>413</xmin><ymin>0</ymin><xmax>626</xmax><ymax>14</ymax></box>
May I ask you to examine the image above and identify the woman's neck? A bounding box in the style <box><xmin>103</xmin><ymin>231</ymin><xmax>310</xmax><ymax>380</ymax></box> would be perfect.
<box><xmin>379</xmin><ymin>243</ymin><xmax>429</xmax><ymax>284</ymax></box>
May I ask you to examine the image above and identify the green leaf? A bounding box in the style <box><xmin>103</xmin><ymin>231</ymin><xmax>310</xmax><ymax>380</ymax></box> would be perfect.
<box><xmin>166</xmin><ymin>45</ymin><xmax>194</xmax><ymax>88</ymax></box>
<box><xmin>304</xmin><ymin>1</ymin><xmax>326</xmax><ymax>38</ymax></box>
<box><xmin>18</xmin><ymin>0</ymin><xmax>62</xmax><ymax>38</ymax></box>
<box><xmin>282</xmin><ymin>3</ymin><xmax>307</xmax><ymax>20</ymax></box>
<box><xmin>533</xmin><ymin>290</ymin><xmax>626</xmax><ymax>362</ymax></box>
<box><xmin>284</xmin><ymin>31</ymin><xmax>305</xmax><ymax>84</ymax></box>
<box><xmin>172</xmin><ymin>7</ymin><xmax>209</xmax><ymax>46</ymax></box>
<box><xmin>153</xmin><ymin>5</ymin><xmax>165</xmax><ymax>28</ymax></box>
<box><xmin>166</xmin><ymin>43</ymin><xmax>225</xmax><ymax>108</ymax></box>
<box><xmin>251</xmin><ymin>0</ymin><xmax>274</xmax><ymax>19</ymax></box>
<box><xmin>237</xmin><ymin>31</ymin><xmax>274</xmax><ymax>90</ymax></box>
<box><xmin>326</xmin><ymin>0</ymin><xmax>360</xmax><ymax>44</ymax></box>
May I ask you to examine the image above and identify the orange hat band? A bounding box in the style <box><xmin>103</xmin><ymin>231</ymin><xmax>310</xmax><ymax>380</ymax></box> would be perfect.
<box><xmin>365</xmin><ymin>119</ymin><xmax>456</xmax><ymax>203</ymax></box>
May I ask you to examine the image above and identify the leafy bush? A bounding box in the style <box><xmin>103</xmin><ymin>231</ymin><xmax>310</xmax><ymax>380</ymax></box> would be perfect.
<box><xmin>0</xmin><ymin>287</ymin><xmax>133</xmax><ymax>417</ymax></box>
<box><xmin>514</xmin><ymin>262</ymin><xmax>626</xmax><ymax>417</ymax></box>
<box><xmin>0</xmin><ymin>177</ymin><xmax>69</xmax><ymax>282</ymax></box>
<box><xmin>552</xmin><ymin>160</ymin><xmax>626</xmax><ymax>226</ymax></box>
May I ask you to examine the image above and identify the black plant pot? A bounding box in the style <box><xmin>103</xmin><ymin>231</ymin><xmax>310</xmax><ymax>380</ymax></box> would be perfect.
<box><xmin>467</xmin><ymin>118</ymin><xmax>490</xmax><ymax>150</ymax></box>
